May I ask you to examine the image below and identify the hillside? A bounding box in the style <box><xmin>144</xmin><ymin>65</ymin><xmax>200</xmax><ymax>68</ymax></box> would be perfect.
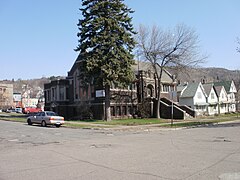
<box><xmin>1</xmin><ymin>68</ymin><xmax>239</xmax><ymax>95</ymax></box>
<box><xmin>0</xmin><ymin>76</ymin><xmax>64</xmax><ymax>97</ymax></box>
<box><xmin>168</xmin><ymin>67</ymin><xmax>240</xmax><ymax>88</ymax></box>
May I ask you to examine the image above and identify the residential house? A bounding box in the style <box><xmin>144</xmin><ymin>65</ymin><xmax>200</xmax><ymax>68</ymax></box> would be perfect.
<box><xmin>13</xmin><ymin>93</ymin><xmax>22</xmax><ymax>108</ymax></box>
<box><xmin>178</xmin><ymin>82</ymin><xmax>208</xmax><ymax>116</ymax></box>
<box><xmin>213</xmin><ymin>81</ymin><xmax>237</xmax><ymax>112</ymax></box>
<box><xmin>202</xmin><ymin>84</ymin><xmax>218</xmax><ymax>115</ymax></box>
<box><xmin>178</xmin><ymin>80</ymin><xmax>237</xmax><ymax>116</ymax></box>
<box><xmin>21</xmin><ymin>87</ymin><xmax>45</xmax><ymax>110</ymax></box>
<box><xmin>214</xmin><ymin>86</ymin><xmax>228</xmax><ymax>114</ymax></box>
<box><xmin>44</xmin><ymin>57</ymin><xmax>177</xmax><ymax>120</ymax></box>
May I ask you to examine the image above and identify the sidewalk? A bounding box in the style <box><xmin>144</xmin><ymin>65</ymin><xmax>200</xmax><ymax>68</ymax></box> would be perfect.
<box><xmin>65</xmin><ymin>118</ymin><xmax>240</xmax><ymax>132</ymax></box>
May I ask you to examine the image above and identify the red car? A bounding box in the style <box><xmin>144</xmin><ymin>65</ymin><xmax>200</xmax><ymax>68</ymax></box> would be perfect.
<box><xmin>23</xmin><ymin>107</ymin><xmax>42</xmax><ymax>114</ymax></box>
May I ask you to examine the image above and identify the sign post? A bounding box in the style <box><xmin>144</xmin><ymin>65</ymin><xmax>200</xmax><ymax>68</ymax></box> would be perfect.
<box><xmin>169</xmin><ymin>91</ymin><xmax>177</xmax><ymax>127</ymax></box>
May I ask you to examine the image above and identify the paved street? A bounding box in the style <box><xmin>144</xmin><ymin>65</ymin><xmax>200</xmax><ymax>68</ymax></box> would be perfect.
<box><xmin>0</xmin><ymin>120</ymin><xmax>240</xmax><ymax>180</ymax></box>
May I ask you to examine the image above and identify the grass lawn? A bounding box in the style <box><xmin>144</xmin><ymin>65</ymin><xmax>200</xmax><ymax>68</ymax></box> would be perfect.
<box><xmin>1</xmin><ymin>112</ymin><xmax>240</xmax><ymax>129</ymax></box>
<box><xmin>93</xmin><ymin>118</ymin><xmax>170</xmax><ymax>126</ymax></box>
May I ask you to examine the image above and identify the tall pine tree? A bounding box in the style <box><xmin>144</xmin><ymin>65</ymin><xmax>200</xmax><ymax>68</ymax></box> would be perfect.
<box><xmin>76</xmin><ymin>0</ymin><xmax>136</xmax><ymax>121</ymax></box>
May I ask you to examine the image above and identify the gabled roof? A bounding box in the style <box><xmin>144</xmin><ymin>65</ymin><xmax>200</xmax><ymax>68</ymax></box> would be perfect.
<box><xmin>214</xmin><ymin>86</ymin><xmax>223</xmax><ymax>97</ymax></box>
<box><xmin>213</xmin><ymin>81</ymin><xmax>234</xmax><ymax>93</ymax></box>
<box><xmin>177</xmin><ymin>84</ymin><xmax>187</xmax><ymax>93</ymax></box>
<box><xmin>132</xmin><ymin>60</ymin><xmax>175</xmax><ymax>82</ymax></box>
<box><xmin>202</xmin><ymin>83</ymin><xmax>219</xmax><ymax>98</ymax></box>
<box><xmin>202</xmin><ymin>84</ymin><xmax>213</xmax><ymax>97</ymax></box>
<box><xmin>180</xmin><ymin>82</ymin><xmax>201</xmax><ymax>98</ymax></box>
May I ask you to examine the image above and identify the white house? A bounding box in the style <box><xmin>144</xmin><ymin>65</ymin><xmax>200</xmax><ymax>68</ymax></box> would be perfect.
<box><xmin>179</xmin><ymin>82</ymin><xmax>208</xmax><ymax>116</ymax></box>
<box><xmin>213</xmin><ymin>81</ymin><xmax>237</xmax><ymax>113</ymax></box>
<box><xmin>203</xmin><ymin>84</ymin><xmax>218</xmax><ymax>115</ymax></box>
<box><xmin>214</xmin><ymin>86</ymin><xmax>228</xmax><ymax>114</ymax></box>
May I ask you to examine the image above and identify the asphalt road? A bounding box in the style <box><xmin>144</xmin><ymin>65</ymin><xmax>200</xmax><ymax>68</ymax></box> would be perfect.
<box><xmin>0</xmin><ymin>120</ymin><xmax>240</xmax><ymax>180</ymax></box>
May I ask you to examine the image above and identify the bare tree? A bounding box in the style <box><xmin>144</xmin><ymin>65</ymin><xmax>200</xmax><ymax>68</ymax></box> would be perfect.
<box><xmin>136</xmin><ymin>24</ymin><xmax>206</xmax><ymax>118</ymax></box>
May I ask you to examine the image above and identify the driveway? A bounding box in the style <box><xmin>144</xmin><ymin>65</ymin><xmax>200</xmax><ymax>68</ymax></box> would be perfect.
<box><xmin>0</xmin><ymin>120</ymin><xmax>240</xmax><ymax>180</ymax></box>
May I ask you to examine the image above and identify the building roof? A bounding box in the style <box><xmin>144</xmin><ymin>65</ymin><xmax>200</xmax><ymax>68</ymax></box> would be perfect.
<box><xmin>180</xmin><ymin>82</ymin><xmax>200</xmax><ymax>98</ymax></box>
<box><xmin>177</xmin><ymin>84</ymin><xmax>187</xmax><ymax>93</ymax></box>
<box><xmin>132</xmin><ymin>61</ymin><xmax>175</xmax><ymax>82</ymax></box>
<box><xmin>212</xmin><ymin>81</ymin><xmax>232</xmax><ymax>93</ymax></box>
<box><xmin>202</xmin><ymin>83</ymin><xmax>214</xmax><ymax>97</ymax></box>
<box><xmin>214</xmin><ymin>86</ymin><xmax>223</xmax><ymax>97</ymax></box>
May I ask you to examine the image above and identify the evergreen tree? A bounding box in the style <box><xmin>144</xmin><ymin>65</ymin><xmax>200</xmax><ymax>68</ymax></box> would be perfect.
<box><xmin>76</xmin><ymin>0</ymin><xmax>136</xmax><ymax>121</ymax></box>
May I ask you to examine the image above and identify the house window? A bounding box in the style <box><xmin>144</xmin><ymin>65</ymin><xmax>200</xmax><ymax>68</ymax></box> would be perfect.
<box><xmin>59</xmin><ymin>86</ymin><xmax>65</xmax><ymax>101</ymax></box>
<box><xmin>197</xmin><ymin>92</ymin><xmax>202</xmax><ymax>99</ymax></box>
<box><xmin>222</xmin><ymin>93</ymin><xmax>225</xmax><ymax>99</ymax></box>
<box><xmin>147</xmin><ymin>87</ymin><xmax>153</xmax><ymax>97</ymax></box>
<box><xmin>111</xmin><ymin>106</ymin><xmax>115</xmax><ymax>116</ymax></box>
<box><xmin>163</xmin><ymin>85</ymin><xmax>170</xmax><ymax>92</ymax></box>
<box><xmin>133</xmin><ymin>106</ymin><xmax>137</xmax><ymax>115</ymax></box>
<box><xmin>66</xmin><ymin>87</ymin><xmax>69</xmax><ymax>100</ymax></box>
<box><xmin>132</xmin><ymin>83</ymin><xmax>136</xmax><ymax>90</ymax></box>
<box><xmin>127</xmin><ymin>106</ymin><xmax>132</xmax><ymax>115</ymax></box>
<box><xmin>47</xmin><ymin>90</ymin><xmax>51</xmax><ymax>102</ymax></box>
<box><xmin>116</xmin><ymin>106</ymin><xmax>121</xmax><ymax>116</ymax></box>
<box><xmin>51</xmin><ymin>88</ymin><xmax>56</xmax><ymax>101</ymax></box>
<box><xmin>211</xmin><ymin>93</ymin><xmax>214</xmax><ymax>99</ymax></box>
<box><xmin>122</xmin><ymin>106</ymin><xmax>127</xmax><ymax>115</ymax></box>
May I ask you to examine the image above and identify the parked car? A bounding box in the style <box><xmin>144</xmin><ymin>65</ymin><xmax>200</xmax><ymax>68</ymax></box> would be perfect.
<box><xmin>15</xmin><ymin>107</ymin><xmax>22</xmax><ymax>113</ymax></box>
<box><xmin>6</xmin><ymin>108</ymin><xmax>15</xmax><ymax>113</ymax></box>
<box><xmin>27</xmin><ymin>111</ymin><xmax>64</xmax><ymax>127</ymax></box>
<box><xmin>23</xmin><ymin>107</ymin><xmax>42</xmax><ymax>114</ymax></box>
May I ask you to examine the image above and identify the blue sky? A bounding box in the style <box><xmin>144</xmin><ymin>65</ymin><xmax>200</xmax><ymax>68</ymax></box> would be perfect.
<box><xmin>0</xmin><ymin>0</ymin><xmax>240</xmax><ymax>80</ymax></box>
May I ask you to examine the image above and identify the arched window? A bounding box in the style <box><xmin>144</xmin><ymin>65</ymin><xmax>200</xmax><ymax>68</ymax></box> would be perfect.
<box><xmin>146</xmin><ymin>84</ymin><xmax>154</xmax><ymax>97</ymax></box>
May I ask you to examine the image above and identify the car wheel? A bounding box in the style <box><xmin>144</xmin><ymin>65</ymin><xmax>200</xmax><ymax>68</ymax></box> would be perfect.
<box><xmin>27</xmin><ymin>119</ymin><xmax>32</xmax><ymax>125</ymax></box>
<box><xmin>55</xmin><ymin>124</ymin><xmax>61</xmax><ymax>128</ymax></box>
<box><xmin>41</xmin><ymin>120</ymin><xmax>47</xmax><ymax>127</ymax></box>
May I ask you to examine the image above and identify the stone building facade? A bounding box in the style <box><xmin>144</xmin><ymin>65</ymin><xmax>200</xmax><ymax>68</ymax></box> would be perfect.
<box><xmin>44</xmin><ymin>58</ymin><xmax>177</xmax><ymax>120</ymax></box>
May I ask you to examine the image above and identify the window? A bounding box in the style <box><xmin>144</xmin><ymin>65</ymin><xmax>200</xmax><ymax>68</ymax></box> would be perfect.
<box><xmin>163</xmin><ymin>85</ymin><xmax>170</xmax><ymax>92</ymax></box>
<box><xmin>222</xmin><ymin>93</ymin><xmax>225</xmax><ymax>99</ymax></box>
<box><xmin>46</xmin><ymin>112</ymin><xmax>57</xmax><ymax>116</ymax></box>
<box><xmin>127</xmin><ymin>106</ymin><xmax>132</xmax><ymax>115</ymax></box>
<box><xmin>116</xmin><ymin>106</ymin><xmax>121</xmax><ymax>116</ymax></box>
<box><xmin>122</xmin><ymin>106</ymin><xmax>127</xmax><ymax>115</ymax></box>
<box><xmin>51</xmin><ymin>88</ymin><xmax>56</xmax><ymax>100</ymax></box>
<box><xmin>111</xmin><ymin>106</ymin><xmax>115</xmax><ymax>116</ymax></box>
<box><xmin>147</xmin><ymin>87</ymin><xmax>153</xmax><ymax>97</ymax></box>
<box><xmin>46</xmin><ymin>90</ymin><xmax>51</xmax><ymax>102</ymax></box>
<box><xmin>211</xmin><ymin>93</ymin><xmax>214</xmax><ymax>99</ymax></box>
<box><xmin>66</xmin><ymin>88</ymin><xmax>69</xmax><ymax>100</ymax></box>
<box><xmin>59</xmin><ymin>86</ymin><xmax>65</xmax><ymax>101</ymax></box>
<box><xmin>197</xmin><ymin>92</ymin><xmax>202</xmax><ymax>99</ymax></box>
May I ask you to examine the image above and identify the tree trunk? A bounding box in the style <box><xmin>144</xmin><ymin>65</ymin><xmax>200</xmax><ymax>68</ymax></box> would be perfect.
<box><xmin>154</xmin><ymin>70</ymin><xmax>163</xmax><ymax>119</ymax></box>
<box><xmin>155</xmin><ymin>82</ymin><xmax>161</xmax><ymax>119</ymax></box>
<box><xmin>155</xmin><ymin>99</ymin><xmax>161</xmax><ymax>119</ymax></box>
<box><xmin>105</xmin><ymin>84</ymin><xmax>111</xmax><ymax>121</ymax></box>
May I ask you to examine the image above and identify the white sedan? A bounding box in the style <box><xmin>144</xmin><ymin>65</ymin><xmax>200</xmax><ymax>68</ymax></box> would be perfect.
<box><xmin>27</xmin><ymin>111</ymin><xmax>64</xmax><ymax>128</ymax></box>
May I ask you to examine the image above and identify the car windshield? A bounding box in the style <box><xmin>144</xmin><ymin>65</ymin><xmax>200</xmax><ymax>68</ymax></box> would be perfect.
<box><xmin>46</xmin><ymin>112</ymin><xmax>57</xmax><ymax>116</ymax></box>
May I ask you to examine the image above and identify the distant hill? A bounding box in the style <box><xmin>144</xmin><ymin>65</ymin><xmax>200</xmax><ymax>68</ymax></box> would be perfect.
<box><xmin>0</xmin><ymin>76</ymin><xmax>65</xmax><ymax>97</ymax></box>
<box><xmin>168</xmin><ymin>67</ymin><xmax>240</xmax><ymax>88</ymax></box>
<box><xmin>1</xmin><ymin>68</ymin><xmax>239</xmax><ymax>95</ymax></box>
